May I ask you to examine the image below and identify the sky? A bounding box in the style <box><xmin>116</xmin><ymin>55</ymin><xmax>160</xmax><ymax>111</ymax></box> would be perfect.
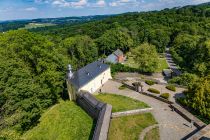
<box><xmin>0</xmin><ymin>0</ymin><xmax>210</xmax><ymax>21</ymax></box>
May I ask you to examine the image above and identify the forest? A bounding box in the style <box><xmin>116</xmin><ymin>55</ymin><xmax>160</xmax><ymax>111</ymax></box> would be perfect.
<box><xmin>0</xmin><ymin>2</ymin><xmax>210</xmax><ymax>139</ymax></box>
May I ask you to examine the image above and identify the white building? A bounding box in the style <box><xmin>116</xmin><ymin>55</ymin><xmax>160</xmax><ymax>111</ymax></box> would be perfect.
<box><xmin>67</xmin><ymin>61</ymin><xmax>112</xmax><ymax>100</ymax></box>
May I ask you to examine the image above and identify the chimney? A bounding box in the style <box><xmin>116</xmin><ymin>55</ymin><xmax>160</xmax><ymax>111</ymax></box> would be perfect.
<box><xmin>67</xmin><ymin>64</ymin><xmax>74</xmax><ymax>79</ymax></box>
<box><xmin>86</xmin><ymin>72</ymin><xmax>90</xmax><ymax>76</ymax></box>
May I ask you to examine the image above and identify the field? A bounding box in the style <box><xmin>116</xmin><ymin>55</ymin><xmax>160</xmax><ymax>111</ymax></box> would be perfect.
<box><xmin>108</xmin><ymin>113</ymin><xmax>157</xmax><ymax>140</ymax></box>
<box><xmin>19</xmin><ymin>23</ymin><xmax>56</xmax><ymax>29</ymax></box>
<box><xmin>22</xmin><ymin>101</ymin><xmax>94</xmax><ymax>140</ymax></box>
<box><xmin>124</xmin><ymin>54</ymin><xmax>168</xmax><ymax>72</ymax></box>
<box><xmin>95</xmin><ymin>94</ymin><xmax>149</xmax><ymax>112</ymax></box>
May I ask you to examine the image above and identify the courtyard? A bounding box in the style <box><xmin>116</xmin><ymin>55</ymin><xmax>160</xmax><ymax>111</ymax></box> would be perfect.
<box><xmin>98</xmin><ymin>80</ymin><xmax>196</xmax><ymax>140</ymax></box>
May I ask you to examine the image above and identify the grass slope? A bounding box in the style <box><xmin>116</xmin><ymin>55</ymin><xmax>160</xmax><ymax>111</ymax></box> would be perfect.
<box><xmin>95</xmin><ymin>94</ymin><xmax>149</xmax><ymax>112</ymax></box>
<box><xmin>108</xmin><ymin>113</ymin><xmax>157</xmax><ymax>140</ymax></box>
<box><xmin>22</xmin><ymin>101</ymin><xmax>94</xmax><ymax>140</ymax></box>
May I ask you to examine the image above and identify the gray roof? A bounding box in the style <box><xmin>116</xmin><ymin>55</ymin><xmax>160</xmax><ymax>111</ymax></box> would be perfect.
<box><xmin>113</xmin><ymin>49</ymin><xmax>123</xmax><ymax>57</ymax></box>
<box><xmin>69</xmin><ymin>61</ymin><xmax>110</xmax><ymax>89</ymax></box>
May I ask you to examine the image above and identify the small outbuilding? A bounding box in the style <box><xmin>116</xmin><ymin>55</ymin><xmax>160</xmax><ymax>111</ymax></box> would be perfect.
<box><xmin>66</xmin><ymin>60</ymin><xmax>112</xmax><ymax>100</ymax></box>
<box><xmin>106</xmin><ymin>49</ymin><xmax>125</xmax><ymax>64</ymax></box>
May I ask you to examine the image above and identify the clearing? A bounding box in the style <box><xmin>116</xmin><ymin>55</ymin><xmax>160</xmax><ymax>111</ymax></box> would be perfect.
<box><xmin>19</xmin><ymin>23</ymin><xmax>56</xmax><ymax>29</ymax></box>
<box><xmin>124</xmin><ymin>54</ymin><xmax>168</xmax><ymax>72</ymax></box>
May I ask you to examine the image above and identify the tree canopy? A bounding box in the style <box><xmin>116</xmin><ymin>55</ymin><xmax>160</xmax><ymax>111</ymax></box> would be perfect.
<box><xmin>131</xmin><ymin>43</ymin><xmax>159</xmax><ymax>73</ymax></box>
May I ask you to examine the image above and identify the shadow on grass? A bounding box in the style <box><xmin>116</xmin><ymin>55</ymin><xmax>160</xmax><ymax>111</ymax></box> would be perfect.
<box><xmin>88</xmin><ymin>119</ymin><xmax>97</xmax><ymax>140</ymax></box>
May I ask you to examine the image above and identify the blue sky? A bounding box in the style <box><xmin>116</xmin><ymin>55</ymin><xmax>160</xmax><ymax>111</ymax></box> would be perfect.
<box><xmin>0</xmin><ymin>0</ymin><xmax>210</xmax><ymax>21</ymax></box>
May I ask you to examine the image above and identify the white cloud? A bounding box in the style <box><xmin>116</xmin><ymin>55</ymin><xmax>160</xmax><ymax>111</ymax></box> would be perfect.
<box><xmin>96</xmin><ymin>0</ymin><xmax>106</xmax><ymax>7</ymax></box>
<box><xmin>51</xmin><ymin>0</ymin><xmax>87</xmax><ymax>8</ymax></box>
<box><xmin>109</xmin><ymin>0</ymin><xmax>138</xmax><ymax>7</ymax></box>
<box><xmin>35</xmin><ymin>0</ymin><xmax>50</xmax><ymax>4</ymax></box>
<box><xmin>191</xmin><ymin>0</ymin><xmax>210</xmax><ymax>4</ymax></box>
<box><xmin>24</xmin><ymin>7</ymin><xmax>37</xmax><ymax>11</ymax></box>
<box><xmin>109</xmin><ymin>2</ymin><xmax>117</xmax><ymax>7</ymax></box>
<box><xmin>0</xmin><ymin>7</ymin><xmax>13</xmax><ymax>12</ymax></box>
<box><xmin>72</xmin><ymin>0</ymin><xmax>88</xmax><ymax>7</ymax></box>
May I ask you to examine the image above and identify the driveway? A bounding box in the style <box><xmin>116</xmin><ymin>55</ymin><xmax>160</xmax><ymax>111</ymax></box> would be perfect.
<box><xmin>100</xmin><ymin>80</ymin><xmax>196</xmax><ymax>140</ymax></box>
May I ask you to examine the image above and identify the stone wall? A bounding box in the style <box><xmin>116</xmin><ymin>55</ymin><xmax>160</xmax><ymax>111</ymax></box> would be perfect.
<box><xmin>76</xmin><ymin>91</ymin><xmax>112</xmax><ymax>140</ymax></box>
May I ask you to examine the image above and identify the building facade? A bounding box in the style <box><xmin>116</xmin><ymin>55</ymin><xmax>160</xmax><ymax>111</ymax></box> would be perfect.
<box><xmin>106</xmin><ymin>49</ymin><xmax>125</xmax><ymax>64</ymax></box>
<box><xmin>67</xmin><ymin>61</ymin><xmax>112</xmax><ymax>101</ymax></box>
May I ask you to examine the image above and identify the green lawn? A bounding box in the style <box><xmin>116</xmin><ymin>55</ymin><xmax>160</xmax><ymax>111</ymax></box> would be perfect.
<box><xmin>144</xmin><ymin>127</ymin><xmax>160</xmax><ymax>140</ymax></box>
<box><xmin>19</xmin><ymin>23</ymin><xmax>56</xmax><ymax>29</ymax></box>
<box><xmin>108</xmin><ymin>113</ymin><xmax>157</xmax><ymax>140</ymax></box>
<box><xmin>22</xmin><ymin>101</ymin><xmax>94</xmax><ymax>140</ymax></box>
<box><xmin>124</xmin><ymin>54</ymin><xmax>168</xmax><ymax>72</ymax></box>
<box><xmin>95</xmin><ymin>94</ymin><xmax>150</xmax><ymax>112</ymax></box>
<box><xmin>156</xmin><ymin>58</ymin><xmax>169</xmax><ymax>72</ymax></box>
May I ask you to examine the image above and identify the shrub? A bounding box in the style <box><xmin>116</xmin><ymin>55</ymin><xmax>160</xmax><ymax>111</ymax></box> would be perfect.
<box><xmin>166</xmin><ymin>85</ymin><xmax>176</xmax><ymax>91</ymax></box>
<box><xmin>119</xmin><ymin>85</ymin><xmax>127</xmax><ymax>90</ymax></box>
<box><xmin>160</xmin><ymin>93</ymin><xmax>170</xmax><ymax>100</ymax></box>
<box><xmin>145</xmin><ymin>80</ymin><xmax>156</xmax><ymax>86</ymax></box>
<box><xmin>148</xmin><ymin>88</ymin><xmax>160</xmax><ymax>94</ymax></box>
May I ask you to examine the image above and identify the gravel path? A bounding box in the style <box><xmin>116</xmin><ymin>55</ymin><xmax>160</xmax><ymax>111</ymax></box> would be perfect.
<box><xmin>100</xmin><ymin>80</ymin><xmax>196</xmax><ymax>140</ymax></box>
<box><xmin>165</xmin><ymin>48</ymin><xmax>182</xmax><ymax>76</ymax></box>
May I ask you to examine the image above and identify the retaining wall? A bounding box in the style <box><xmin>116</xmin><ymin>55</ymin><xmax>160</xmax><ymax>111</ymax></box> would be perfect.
<box><xmin>112</xmin><ymin>108</ymin><xmax>153</xmax><ymax>118</ymax></box>
<box><xmin>169</xmin><ymin>104</ymin><xmax>206</xmax><ymax>128</ymax></box>
<box><xmin>186</xmin><ymin>125</ymin><xmax>210</xmax><ymax>140</ymax></box>
<box><xmin>76</xmin><ymin>91</ymin><xmax>112</xmax><ymax>140</ymax></box>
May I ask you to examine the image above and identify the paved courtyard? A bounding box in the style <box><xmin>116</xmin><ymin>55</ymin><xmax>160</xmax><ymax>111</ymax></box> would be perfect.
<box><xmin>99</xmin><ymin>80</ymin><xmax>196</xmax><ymax>140</ymax></box>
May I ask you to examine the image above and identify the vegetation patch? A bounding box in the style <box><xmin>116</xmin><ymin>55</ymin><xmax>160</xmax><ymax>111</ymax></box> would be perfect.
<box><xmin>145</xmin><ymin>80</ymin><xmax>156</xmax><ymax>86</ymax></box>
<box><xmin>118</xmin><ymin>85</ymin><xmax>127</xmax><ymax>90</ymax></box>
<box><xmin>148</xmin><ymin>88</ymin><xmax>160</xmax><ymax>94</ymax></box>
<box><xmin>144</xmin><ymin>126</ymin><xmax>160</xmax><ymax>140</ymax></box>
<box><xmin>108</xmin><ymin>113</ymin><xmax>157</xmax><ymax>140</ymax></box>
<box><xmin>166</xmin><ymin>85</ymin><xmax>176</xmax><ymax>92</ymax></box>
<box><xmin>160</xmin><ymin>93</ymin><xmax>170</xmax><ymax>100</ymax></box>
<box><xmin>95</xmin><ymin>94</ymin><xmax>149</xmax><ymax>112</ymax></box>
<box><xmin>22</xmin><ymin>101</ymin><xmax>94</xmax><ymax>140</ymax></box>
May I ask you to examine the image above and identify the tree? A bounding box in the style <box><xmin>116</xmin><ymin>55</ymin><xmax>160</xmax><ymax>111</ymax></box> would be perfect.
<box><xmin>61</xmin><ymin>35</ymin><xmax>98</xmax><ymax>67</ymax></box>
<box><xmin>131</xmin><ymin>43</ymin><xmax>159</xmax><ymax>73</ymax></box>
<box><xmin>182</xmin><ymin>75</ymin><xmax>210</xmax><ymax>119</ymax></box>
<box><xmin>96</xmin><ymin>27</ymin><xmax>134</xmax><ymax>55</ymax></box>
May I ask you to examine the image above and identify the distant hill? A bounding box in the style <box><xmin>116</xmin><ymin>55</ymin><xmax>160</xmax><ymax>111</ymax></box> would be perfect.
<box><xmin>0</xmin><ymin>15</ymin><xmax>113</xmax><ymax>32</ymax></box>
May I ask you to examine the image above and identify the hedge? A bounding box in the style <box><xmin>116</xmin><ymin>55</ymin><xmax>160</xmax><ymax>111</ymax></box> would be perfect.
<box><xmin>145</xmin><ymin>80</ymin><xmax>156</xmax><ymax>86</ymax></box>
<box><xmin>148</xmin><ymin>88</ymin><xmax>160</xmax><ymax>94</ymax></box>
<box><xmin>166</xmin><ymin>85</ymin><xmax>176</xmax><ymax>92</ymax></box>
<box><xmin>160</xmin><ymin>93</ymin><xmax>170</xmax><ymax>100</ymax></box>
<box><xmin>110</xmin><ymin>63</ymin><xmax>139</xmax><ymax>74</ymax></box>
